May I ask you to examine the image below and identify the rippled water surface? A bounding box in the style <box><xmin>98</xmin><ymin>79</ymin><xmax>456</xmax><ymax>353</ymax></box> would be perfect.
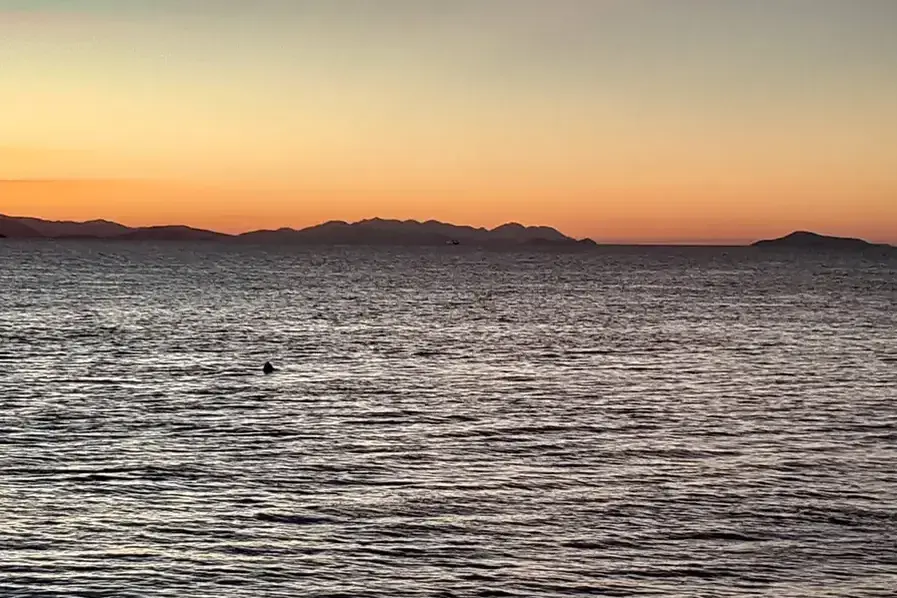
<box><xmin>1</xmin><ymin>241</ymin><xmax>896</xmax><ymax>597</ymax></box>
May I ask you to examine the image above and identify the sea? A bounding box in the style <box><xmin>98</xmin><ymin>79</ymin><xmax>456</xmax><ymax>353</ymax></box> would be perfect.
<box><xmin>1</xmin><ymin>240</ymin><xmax>895</xmax><ymax>598</ymax></box>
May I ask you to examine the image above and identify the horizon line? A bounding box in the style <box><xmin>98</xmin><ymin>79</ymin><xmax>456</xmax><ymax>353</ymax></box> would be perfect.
<box><xmin>3</xmin><ymin>212</ymin><xmax>894</xmax><ymax>248</ymax></box>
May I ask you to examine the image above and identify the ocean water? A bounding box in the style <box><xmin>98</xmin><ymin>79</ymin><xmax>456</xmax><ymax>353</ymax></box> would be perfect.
<box><xmin>1</xmin><ymin>240</ymin><xmax>895</xmax><ymax>598</ymax></box>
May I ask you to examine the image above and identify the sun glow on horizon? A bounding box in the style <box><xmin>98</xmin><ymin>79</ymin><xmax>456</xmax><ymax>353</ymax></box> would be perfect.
<box><xmin>3</xmin><ymin>177</ymin><xmax>895</xmax><ymax>245</ymax></box>
<box><xmin>2</xmin><ymin>1</ymin><xmax>896</xmax><ymax>243</ymax></box>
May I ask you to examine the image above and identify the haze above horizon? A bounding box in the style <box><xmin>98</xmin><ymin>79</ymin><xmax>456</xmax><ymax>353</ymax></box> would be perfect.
<box><xmin>2</xmin><ymin>1</ymin><xmax>896</xmax><ymax>244</ymax></box>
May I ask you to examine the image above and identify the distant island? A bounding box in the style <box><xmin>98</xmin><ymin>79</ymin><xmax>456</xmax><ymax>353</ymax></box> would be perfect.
<box><xmin>752</xmin><ymin>231</ymin><xmax>894</xmax><ymax>251</ymax></box>
<box><xmin>0</xmin><ymin>213</ymin><xmax>596</xmax><ymax>249</ymax></box>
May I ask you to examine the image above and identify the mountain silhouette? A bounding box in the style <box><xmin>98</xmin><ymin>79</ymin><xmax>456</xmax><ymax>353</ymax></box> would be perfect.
<box><xmin>0</xmin><ymin>213</ymin><xmax>595</xmax><ymax>248</ymax></box>
<box><xmin>239</xmin><ymin>217</ymin><xmax>590</xmax><ymax>247</ymax></box>
<box><xmin>115</xmin><ymin>225</ymin><xmax>230</xmax><ymax>241</ymax></box>
<box><xmin>0</xmin><ymin>215</ymin><xmax>43</xmax><ymax>238</ymax></box>
<box><xmin>752</xmin><ymin>231</ymin><xmax>893</xmax><ymax>251</ymax></box>
<box><xmin>10</xmin><ymin>216</ymin><xmax>130</xmax><ymax>238</ymax></box>
<box><xmin>4</xmin><ymin>214</ymin><xmax>889</xmax><ymax>250</ymax></box>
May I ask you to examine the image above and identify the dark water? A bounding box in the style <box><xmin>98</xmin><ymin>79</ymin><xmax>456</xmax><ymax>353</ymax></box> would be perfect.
<box><xmin>1</xmin><ymin>241</ymin><xmax>896</xmax><ymax>597</ymax></box>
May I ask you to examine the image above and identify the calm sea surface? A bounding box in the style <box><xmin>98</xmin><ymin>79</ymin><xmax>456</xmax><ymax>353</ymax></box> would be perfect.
<box><xmin>1</xmin><ymin>241</ymin><xmax>895</xmax><ymax>597</ymax></box>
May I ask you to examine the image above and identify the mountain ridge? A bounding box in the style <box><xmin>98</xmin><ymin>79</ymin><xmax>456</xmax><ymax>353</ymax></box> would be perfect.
<box><xmin>10</xmin><ymin>216</ymin><xmax>131</xmax><ymax>238</ymax></box>
<box><xmin>0</xmin><ymin>213</ymin><xmax>596</xmax><ymax>248</ymax></box>
<box><xmin>1</xmin><ymin>215</ymin><xmax>893</xmax><ymax>249</ymax></box>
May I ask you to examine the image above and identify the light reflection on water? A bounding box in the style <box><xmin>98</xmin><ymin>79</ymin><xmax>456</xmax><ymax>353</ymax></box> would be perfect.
<box><xmin>1</xmin><ymin>241</ymin><xmax>896</xmax><ymax>597</ymax></box>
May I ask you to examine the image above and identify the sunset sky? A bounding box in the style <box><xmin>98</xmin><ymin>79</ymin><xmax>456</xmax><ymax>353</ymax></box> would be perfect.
<box><xmin>2</xmin><ymin>0</ymin><xmax>896</xmax><ymax>243</ymax></box>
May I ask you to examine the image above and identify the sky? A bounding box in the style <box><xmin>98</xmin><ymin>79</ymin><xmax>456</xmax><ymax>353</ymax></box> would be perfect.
<box><xmin>1</xmin><ymin>0</ymin><xmax>896</xmax><ymax>243</ymax></box>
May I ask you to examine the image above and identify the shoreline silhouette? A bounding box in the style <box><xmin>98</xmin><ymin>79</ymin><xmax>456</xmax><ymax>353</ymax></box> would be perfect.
<box><xmin>0</xmin><ymin>213</ymin><xmax>893</xmax><ymax>250</ymax></box>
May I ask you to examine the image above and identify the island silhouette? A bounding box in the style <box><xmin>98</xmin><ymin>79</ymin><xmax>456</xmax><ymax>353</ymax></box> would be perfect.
<box><xmin>0</xmin><ymin>214</ymin><xmax>597</xmax><ymax>248</ymax></box>
<box><xmin>752</xmin><ymin>231</ymin><xmax>892</xmax><ymax>251</ymax></box>
<box><xmin>0</xmin><ymin>213</ymin><xmax>893</xmax><ymax>250</ymax></box>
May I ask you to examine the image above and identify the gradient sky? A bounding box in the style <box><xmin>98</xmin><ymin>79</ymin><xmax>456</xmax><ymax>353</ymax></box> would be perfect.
<box><xmin>2</xmin><ymin>0</ymin><xmax>896</xmax><ymax>243</ymax></box>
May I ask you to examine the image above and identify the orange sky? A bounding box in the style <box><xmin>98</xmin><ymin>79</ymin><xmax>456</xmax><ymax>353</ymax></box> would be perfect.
<box><xmin>2</xmin><ymin>2</ymin><xmax>896</xmax><ymax>244</ymax></box>
<box><xmin>3</xmin><ymin>178</ymin><xmax>894</xmax><ymax>244</ymax></box>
